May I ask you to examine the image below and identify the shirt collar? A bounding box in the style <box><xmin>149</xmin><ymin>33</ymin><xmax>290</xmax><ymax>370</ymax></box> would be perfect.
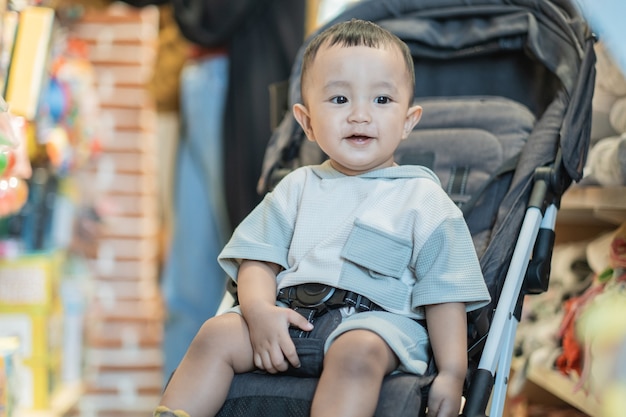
<box><xmin>310</xmin><ymin>160</ymin><xmax>440</xmax><ymax>184</ymax></box>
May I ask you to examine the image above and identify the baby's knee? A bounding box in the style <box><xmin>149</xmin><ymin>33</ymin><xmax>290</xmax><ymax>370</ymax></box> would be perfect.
<box><xmin>194</xmin><ymin>318</ymin><xmax>218</xmax><ymax>345</ymax></box>
<box><xmin>193</xmin><ymin>313</ymin><xmax>245</xmax><ymax>350</ymax></box>
<box><xmin>186</xmin><ymin>313</ymin><xmax>255</xmax><ymax>373</ymax></box>
<box><xmin>325</xmin><ymin>330</ymin><xmax>392</xmax><ymax>375</ymax></box>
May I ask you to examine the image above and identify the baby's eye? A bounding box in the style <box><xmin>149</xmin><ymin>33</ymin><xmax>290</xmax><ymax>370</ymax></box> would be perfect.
<box><xmin>375</xmin><ymin>96</ymin><xmax>391</xmax><ymax>104</ymax></box>
<box><xmin>330</xmin><ymin>96</ymin><xmax>348</xmax><ymax>104</ymax></box>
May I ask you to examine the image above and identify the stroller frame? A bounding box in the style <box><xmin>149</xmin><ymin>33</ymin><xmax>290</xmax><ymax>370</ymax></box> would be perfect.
<box><xmin>464</xmin><ymin>159</ymin><xmax>565</xmax><ymax>417</ymax></box>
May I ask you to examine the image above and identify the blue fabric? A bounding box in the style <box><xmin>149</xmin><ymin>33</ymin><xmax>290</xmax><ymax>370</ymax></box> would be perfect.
<box><xmin>160</xmin><ymin>55</ymin><xmax>230</xmax><ymax>381</ymax></box>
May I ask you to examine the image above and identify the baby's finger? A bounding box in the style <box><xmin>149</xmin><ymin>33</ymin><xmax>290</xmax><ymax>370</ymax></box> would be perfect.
<box><xmin>253</xmin><ymin>352</ymin><xmax>263</xmax><ymax>370</ymax></box>
<box><xmin>269</xmin><ymin>345</ymin><xmax>290</xmax><ymax>372</ymax></box>
<box><xmin>280</xmin><ymin>338</ymin><xmax>301</xmax><ymax>369</ymax></box>
<box><xmin>255</xmin><ymin>350</ymin><xmax>276</xmax><ymax>373</ymax></box>
<box><xmin>288</xmin><ymin>309</ymin><xmax>314</xmax><ymax>331</ymax></box>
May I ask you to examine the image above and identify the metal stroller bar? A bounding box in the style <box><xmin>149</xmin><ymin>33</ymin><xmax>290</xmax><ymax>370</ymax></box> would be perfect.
<box><xmin>462</xmin><ymin>202</ymin><xmax>542</xmax><ymax>417</ymax></box>
<box><xmin>490</xmin><ymin>204</ymin><xmax>558</xmax><ymax>417</ymax></box>
<box><xmin>490</xmin><ymin>290</ymin><xmax>521</xmax><ymax>417</ymax></box>
<box><xmin>463</xmin><ymin>155</ymin><xmax>566</xmax><ymax>416</ymax></box>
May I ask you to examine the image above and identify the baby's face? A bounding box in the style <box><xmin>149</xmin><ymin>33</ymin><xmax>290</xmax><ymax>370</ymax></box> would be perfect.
<box><xmin>294</xmin><ymin>43</ymin><xmax>421</xmax><ymax>176</ymax></box>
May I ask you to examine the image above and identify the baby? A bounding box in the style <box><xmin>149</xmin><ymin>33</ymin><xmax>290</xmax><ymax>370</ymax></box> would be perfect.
<box><xmin>154</xmin><ymin>18</ymin><xmax>490</xmax><ymax>417</ymax></box>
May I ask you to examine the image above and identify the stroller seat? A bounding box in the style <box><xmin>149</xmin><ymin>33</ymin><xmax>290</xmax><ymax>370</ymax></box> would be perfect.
<box><xmin>219</xmin><ymin>373</ymin><xmax>428</xmax><ymax>417</ymax></box>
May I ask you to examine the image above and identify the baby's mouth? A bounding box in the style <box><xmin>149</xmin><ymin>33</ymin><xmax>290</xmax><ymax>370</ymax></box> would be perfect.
<box><xmin>345</xmin><ymin>134</ymin><xmax>373</xmax><ymax>144</ymax></box>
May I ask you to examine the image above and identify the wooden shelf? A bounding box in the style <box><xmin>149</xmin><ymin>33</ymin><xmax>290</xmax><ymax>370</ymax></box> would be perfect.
<box><xmin>522</xmin><ymin>363</ymin><xmax>601</xmax><ymax>417</ymax></box>
<box><xmin>559</xmin><ymin>185</ymin><xmax>626</xmax><ymax>225</ymax></box>
<box><xmin>15</xmin><ymin>383</ymin><xmax>83</xmax><ymax>417</ymax></box>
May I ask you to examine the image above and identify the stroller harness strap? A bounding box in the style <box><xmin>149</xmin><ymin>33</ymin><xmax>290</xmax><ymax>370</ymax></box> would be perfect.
<box><xmin>278</xmin><ymin>284</ymin><xmax>384</xmax><ymax>316</ymax></box>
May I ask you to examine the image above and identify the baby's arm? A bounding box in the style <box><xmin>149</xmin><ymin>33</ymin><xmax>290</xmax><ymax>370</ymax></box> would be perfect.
<box><xmin>425</xmin><ymin>302</ymin><xmax>468</xmax><ymax>417</ymax></box>
<box><xmin>237</xmin><ymin>260</ymin><xmax>313</xmax><ymax>373</ymax></box>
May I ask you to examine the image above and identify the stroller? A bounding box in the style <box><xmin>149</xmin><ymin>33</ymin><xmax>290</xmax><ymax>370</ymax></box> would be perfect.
<box><xmin>217</xmin><ymin>0</ymin><xmax>596</xmax><ymax>416</ymax></box>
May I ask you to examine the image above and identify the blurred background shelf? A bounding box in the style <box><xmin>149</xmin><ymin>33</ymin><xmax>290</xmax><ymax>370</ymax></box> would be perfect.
<box><xmin>15</xmin><ymin>383</ymin><xmax>83</xmax><ymax>417</ymax></box>
<box><xmin>516</xmin><ymin>360</ymin><xmax>600</xmax><ymax>417</ymax></box>
<box><xmin>559</xmin><ymin>185</ymin><xmax>626</xmax><ymax>225</ymax></box>
<box><xmin>555</xmin><ymin>185</ymin><xmax>626</xmax><ymax>244</ymax></box>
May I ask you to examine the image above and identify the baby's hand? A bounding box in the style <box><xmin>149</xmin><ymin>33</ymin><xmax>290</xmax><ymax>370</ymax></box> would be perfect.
<box><xmin>244</xmin><ymin>304</ymin><xmax>313</xmax><ymax>373</ymax></box>
<box><xmin>427</xmin><ymin>371</ymin><xmax>464</xmax><ymax>417</ymax></box>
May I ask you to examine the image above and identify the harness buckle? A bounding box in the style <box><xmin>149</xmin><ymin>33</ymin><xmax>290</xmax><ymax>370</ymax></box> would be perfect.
<box><xmin>278</xmin><ymin>284</ymin><xmax>382</xmax><ymax>315</ymax></box>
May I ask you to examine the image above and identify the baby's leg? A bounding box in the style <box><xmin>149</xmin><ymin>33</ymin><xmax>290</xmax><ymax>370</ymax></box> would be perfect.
<box><xmin>158</xmin><ymin>312</ymin><xmax>256</xmax><ymax>417</ymax></box>
<box><xmin>310</xmin><ymin>329</ymin><xmax>398</xmax><ymax>417</ymax></box>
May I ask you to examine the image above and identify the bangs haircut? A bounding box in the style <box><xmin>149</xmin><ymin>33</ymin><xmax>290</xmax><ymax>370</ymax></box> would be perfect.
<box><xmin>300</xmin><ymin>19</ymin><xmax>415</xmax><ymax>103</ymax></box>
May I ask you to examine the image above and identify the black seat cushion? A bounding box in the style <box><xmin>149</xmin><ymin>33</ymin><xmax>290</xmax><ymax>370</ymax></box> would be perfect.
<box><xmin>217</xmin><ymin>372</ymin><xmax>431</xmax><ymax>417</ymax></box>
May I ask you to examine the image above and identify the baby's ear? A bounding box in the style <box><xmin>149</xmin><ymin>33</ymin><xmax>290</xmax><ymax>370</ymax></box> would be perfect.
<box><xmin>402</xmin><ymin>105</ymin><xmax>422</xmax><ymax>139</ymax></box>
<box><xmin>293</xmin><ymin>103</ymin><xmax>315</xmax><ymax>142</ymax></box>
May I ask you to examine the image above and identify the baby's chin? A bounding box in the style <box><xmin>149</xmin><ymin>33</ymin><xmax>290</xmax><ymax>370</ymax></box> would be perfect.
<box><xmin>330</xmin><ymin>159</ymin><xmax>395</xmax><ymax>176</ymax></box>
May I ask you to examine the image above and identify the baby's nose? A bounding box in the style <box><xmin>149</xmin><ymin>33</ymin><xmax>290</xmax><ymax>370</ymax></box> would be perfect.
<box><xmin>348</xmin><ymin>102</ymin><xmax>372</xmax><ymax>123</ymax></box>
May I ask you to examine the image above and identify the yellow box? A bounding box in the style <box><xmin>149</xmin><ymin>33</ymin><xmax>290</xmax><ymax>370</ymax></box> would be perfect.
<box><xmin>0</xmin><ymin>313</ymin><xmax>48</xmax><ymax>359</ymax></box>
<box><xmin>0</xmin><ymin>251</ymin><xmax>71</xmax><ymax>410</ymax></box>
<box><xmin>18</xmin><ymin>356</ymin><xmax>57</xmax><ymax>410</ymax></box>
<box><xmin>0</xmin><ymin>305</ymin><xmax>63</xmax><ymax>358</ymax></box>
<box><xmin>0</xmin><ymin>251</ymin><xmax>64</xmax><ymax>309</ymax></box>
<box><xmin>0</xmin><ymin>309</ymin><xmax>63</xmax><ymax>410</ymax></box>
<box><xmin>4</xmin><ymin>6</ymin><xmax>55</xmax><ymax>120</ymax></box>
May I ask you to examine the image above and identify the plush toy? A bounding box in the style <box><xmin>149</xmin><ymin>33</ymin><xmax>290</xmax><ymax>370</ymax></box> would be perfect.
<box><xmin>584</xmin><ymin>134</ymin><xmax>626</xmax><ymax>186</ymax></box>
<box><xmin>610</xmin><ymin>96</ymin><xmax>626</xmax><ymax>134</ymax></box>
<box><xmin>584</xmin><ymin>41</ymin><xmax>626</xmax><ymax>186</ymax></box>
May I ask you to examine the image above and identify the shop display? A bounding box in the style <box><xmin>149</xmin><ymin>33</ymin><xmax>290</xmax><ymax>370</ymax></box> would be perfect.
<box><xmin>0</xmin><ymin>2</ymin><xmax>109</xmax><ymax>414</ymax></box>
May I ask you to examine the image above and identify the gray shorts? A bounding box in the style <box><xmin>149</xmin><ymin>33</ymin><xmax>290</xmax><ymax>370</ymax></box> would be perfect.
<box><xmin>224</xmin><ymin>306</ymin><xmax>431</xmax><ymax>377</ymax></box>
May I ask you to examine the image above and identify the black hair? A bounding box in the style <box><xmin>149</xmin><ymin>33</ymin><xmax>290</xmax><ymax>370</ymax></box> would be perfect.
<box><xmin>300</xmin><ymin>19</ymin><xmax>415</xmax><ymax>102</ymax></box>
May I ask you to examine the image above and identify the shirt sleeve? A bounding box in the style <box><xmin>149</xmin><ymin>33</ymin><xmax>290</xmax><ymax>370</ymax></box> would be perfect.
<box><xmin>410</xmin><ymin>215</ymin><xmax>491</xmax><ymax>313</ymax></box>
<box><xmin>217</xmin><ymin>169</ymin><xmax>303</xmax><ymax>281</ymax></box>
